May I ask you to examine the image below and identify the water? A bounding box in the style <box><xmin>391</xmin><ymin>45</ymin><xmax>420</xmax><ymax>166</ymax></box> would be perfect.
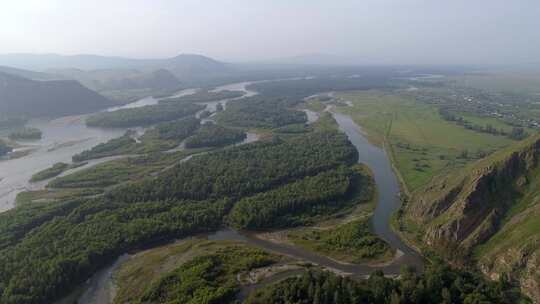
<box><xmin>0</xmin><ymin>115</ymin><xmax>125</xmax><ymax>212</ymax></box>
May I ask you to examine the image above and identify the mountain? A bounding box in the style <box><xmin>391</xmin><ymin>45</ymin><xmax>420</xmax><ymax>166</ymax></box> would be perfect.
<box><xmin>402</xmin><ymin>135</ymin><xmax>540</xmax><ymax>302</ymax></box>
<box><xmin>0</xmin><ymin>65</ymin><xmax>57</xmax><ymax>80</ymax></box>
<box><xmin>0</xmin><ymin>53</ymin><xmax>229</xmax><ymax>77</ymax></box>
<box><xmin>49</xmin><ymin>68</ymin><xmax>181</xmax><ymax>92</ymax></box>
<box><xmin>0</xmin><ymin>72</ymin><xmax>113</xmax><ymax>117</ymax></box>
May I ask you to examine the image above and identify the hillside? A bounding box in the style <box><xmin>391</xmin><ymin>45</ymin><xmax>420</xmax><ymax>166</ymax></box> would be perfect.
<box><xmin>402</xmin><ymin>134</ymin><xmax>540</xmax><ymax>302</ymax></box>
<box><xmin>0</xmin><ymin>53</ymin><xmax>228</xmax><ymax>77</ymax></box>
<box><xmin>49</xmin><ymin>68</ymin><xmax>181</xmax><ymax>92</ymax></box>
<box><xmin>0</xmin><ymin>72</ymin><xmax>113</xmax><ymax>117</ymax></box>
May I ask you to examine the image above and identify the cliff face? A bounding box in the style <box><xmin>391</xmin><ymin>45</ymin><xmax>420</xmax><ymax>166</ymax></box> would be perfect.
<box><xmin>406</xmin><ymin>135</ymin><xmax>540</xmax><ymax>302</ymax></box>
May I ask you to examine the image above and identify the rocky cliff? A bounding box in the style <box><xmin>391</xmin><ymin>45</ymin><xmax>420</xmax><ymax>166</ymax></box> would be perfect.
<box><xmin>405</xmin><ymin>135</ymin><xmax>540</xmax><ymax>302</ymax></box>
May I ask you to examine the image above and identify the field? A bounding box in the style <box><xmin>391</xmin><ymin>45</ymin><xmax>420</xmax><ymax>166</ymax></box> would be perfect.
<box><xmin>337</xmin><ymin>90</ymin><xmax>515</xmax><ymax>192</ymax></box>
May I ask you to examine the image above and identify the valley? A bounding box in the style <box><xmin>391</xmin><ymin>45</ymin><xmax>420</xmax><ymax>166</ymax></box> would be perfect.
<box><xmin>0</xmin><ymin>68</ymin><xmax>537</xmax><ymax>304</ymax></box>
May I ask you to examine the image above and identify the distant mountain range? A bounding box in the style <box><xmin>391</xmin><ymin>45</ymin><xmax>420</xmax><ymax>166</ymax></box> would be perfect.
<box><xmin>0</xmin><ymin>53</ymin><xmax>229</xmax><ymax>77</ymax></box>
<box><xmin>48</xmin><ymin>68</ymin><xmax>181</xmax><ymax>93</ymax></box>
<box><xmin>0</xmin><ymin>71</ymin><xmax>113</xmax><ymax>117</ymax></box>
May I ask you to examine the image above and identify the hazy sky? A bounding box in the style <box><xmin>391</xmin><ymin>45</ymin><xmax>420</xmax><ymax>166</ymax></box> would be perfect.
<box><xmin>1</xmin><ymin>0</ymin><xmax>539</xmax><ymax>64</ymax></box>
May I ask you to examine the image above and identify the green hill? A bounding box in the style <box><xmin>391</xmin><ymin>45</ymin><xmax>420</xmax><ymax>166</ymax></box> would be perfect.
<box><xmin>402</xmin><ymin>134</ymin><xmax>540</xmax><ymax>302</ymax></box>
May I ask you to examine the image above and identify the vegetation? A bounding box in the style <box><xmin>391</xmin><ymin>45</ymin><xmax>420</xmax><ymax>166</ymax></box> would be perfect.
<box><xmin>0</xmin><ymin>197</ymin><xmax>229</xmax><ymax>304</ymax></box>
<box><xmin>246</xmin><ymin>264</ymin><xmax>529</xmax><ymax>304</ymax></box>
<box><xmin>72</xmin><ymin>131</ymin><xmax>136</xmax><ymax>162</ymax></box>
<box><xmin>8</xmin><ymin>127</ymin><xmax>42</xmax><ymax>140</ymax></box>
<box><xmin>149</xmin><ymin>116</ymin><xmax>201</xmax><ymax>141</ymax></box>
<box><xmin>0</xmin><ymin>139</ymin><xmax>12</xmax><ymax>156</ymax></box>
<box><xmin>137</xmin><ymin>245</ymin><xmax>277</xmax><ymax>304</ymax></box>
<box><xmin>439</xmin><ymin>108</ymin><xmax>528</xmax><ymax>140</ymax></box>
<box><xmin>288</xmin><ymin>218</ymin><xmax>393</xmax><ymax>264</ymax></box>
<box><xmin>184</xmin><ymin>123</ymin><xmax>246</xmax><ymax>148</ymax></box>
<box><xmin>160</xmin><ymin>89</ymin><xmax>243</xmax><ymax>103</ymax></box>
<box><xmin>85</xmin><ymin>102</ymin><xmax>203</xmax><ymax>127</ymax></box>
<box><xmin>229</xmin><ymin>166</ymin><xmax>370</xmax><ymax>229</ymax></box>
<box><xmin>109</xmin><ymin>131</ymin><xmax>357</xmax><ymax>203</ymax></box>
<box><xmin>216</xmin><ymin>96</ymin><xmax>307</xmax><ymax>128</ymax></box>
<box><xmin>30</xmin><ymin>162</ymin><xmax>86</xmax><ymax>182</ymax></box>
<box><xmin>337</xmin><ymin>90</ymin><xmax>514</xmax><ymax>192</ymax></box>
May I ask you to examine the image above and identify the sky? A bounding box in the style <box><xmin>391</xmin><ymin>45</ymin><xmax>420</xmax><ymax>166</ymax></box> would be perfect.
<box><xmin>1</xmin><ymin>0</ymin><xmax>540</xmax><ymax>64</ymax></box>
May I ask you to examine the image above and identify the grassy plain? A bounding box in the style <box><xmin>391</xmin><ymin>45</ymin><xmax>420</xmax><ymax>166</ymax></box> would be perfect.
<box><xmin>337</xmin><ymin>90</ymin><xmax>515</xmax><ymax>192</ymax></box>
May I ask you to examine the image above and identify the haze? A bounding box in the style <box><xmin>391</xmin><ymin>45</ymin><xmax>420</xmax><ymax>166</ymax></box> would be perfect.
<box><xmin>1</xmin><ymin>0</ymin><xmax>540</xmax><ymax>64</ymax></box>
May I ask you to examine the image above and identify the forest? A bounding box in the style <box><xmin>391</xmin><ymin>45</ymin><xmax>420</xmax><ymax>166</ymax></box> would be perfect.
<box><xmin>184</xmin><ymin>123</ymin><xmax>246</xmax><ymax>148</ymax></box>
<box><xmin>246</xmin><ymin>265</ymin><xmax>527</xmax><ymax>304</ymax></box>
<box><xmin>216</xmin><ymin>96</ymin><xmax>307</xmax><ymax>128</ymax></box>
<box><xmin>160</xmin><ymin>89</ymin><xmax>243</xmax><ymax>103</ymax></box>
<box><xmin>85</xmin><ymin>102</ymin><xmax>203</xmax><ymax>127</ymax></box>
<box><xmin>72</xmin><ymin>131</ymin><xmax>136</xmax><ymax>162</ymax></box>
<box><xmin>108</xmin><ymin>131</ymin><xmax>357</xmax><ymax>203</ymax></box>
<box><xmin>228</xmin><ymin>166</ymin><xmax>361</xmax><ymax>229</ymax></box>
<box><xmin>29</xmin><ymin>162</ymin><xmax>85</xmax><ymax>182</ymax></box>
<box><xmin>0</xmin><ymin>129</ymin><xmax>361</xmax><ymax>304</ymax></box>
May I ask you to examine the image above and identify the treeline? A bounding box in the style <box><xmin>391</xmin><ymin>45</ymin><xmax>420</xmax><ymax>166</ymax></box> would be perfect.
<box><xmin>73</xmin><ymin>131</ymin><xmax>136</xmax><ymax>162</ymax></box>
<box><xmin>30</xmin><ymin>162</ymin><xmax>86</xmax><ymax>182</ymax></box>
<box><xmin>136</xmin><ymin>245</ymin><xmax>276</xmax><ymax>304</ymax></box>
<box><xmin>86</xmin><ymin>102</ymin><xmax>203</xmax><ymax>128</ymax></box>
<box><xmin>185</xmin><ymin>123</ymin><xmax>246</xmax><ymax>148</ymax></box>
<box><xmin>160</xmin><ymin>89</ymin><xmax>243</xmax><ymax>103</ymax></box>
<box><xmin>108</xmin><ymin>132</ymin><xmax>358</xmax><ymax>203</ymax></box>
<box><xmin>0</xmin><ymin>139</ymin><xmax>12</xmax><ymax>156</ymax></box>
<box><xmin>439</xmin><ymin>108</ymin><xmax>528</xmax><ymax>140</ymax></box>
<box><xmin>246</xmin><ymin>265</ymin><xmax>527</xmax><ymax>304</ymax></box>
<box><xmin>0</xmin><ymin>198</ymin><xmax>229</xmax><ymax>304</ymax></box>
<box><xmin>216</xmin><ymin>96</ymin><xmax>307</xmax><ymax>128</ymax></box>
<box><xmin>8</xmin><ymin>127</ymin><xmax>42</xmax><ymax>140</ymax></box>
<box><xmin>229</xmin><ymin>167</ymin><xmax>357</xmax><ymax>229</ymax></box>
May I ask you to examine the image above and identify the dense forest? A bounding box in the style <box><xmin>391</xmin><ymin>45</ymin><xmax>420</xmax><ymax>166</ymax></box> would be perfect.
<box><xmin>85</xmin><ymin>102</ymin><xmax>203</xmax><ymax>127</ymax></box>
<box><xmin>8</xmin><ymin>127</ymin><xmax>42</xmax><ymax>140</ymax></box>
<box><xmin>0</xmin><ymin>129</ymin><xmax>361</xmax><ymax>304</ymax></box>
<box><xmin>29</xmin><ymin>162</ymin><xmax>85</xmax><ymax>182</ymax></box>
<box><xmin>108</xmin><ymin>131</ymin><xmax>357</xmax><ymax>203</ymax></box>
<box><xmin>0</xmin><ymin>198</ymin><xmax>229</xmax><ymax>304</ymax></box>
<box><xmin>0</xmin><ymin>139</ymin><xmax>12</xmax><ymax>156</ymax></box>
<box><xmin>72</xmin><ymin>131</ymin><xmax>136</xmax><ymax>162</ymax></box>
<box><xmin>229</xmin><ymin>166</ymin><xmax>361</xmax><ymax>229</ymax></box>
<box><xmin>216</xmin><ymin>96</ymin><xmax>307</xmax><ymax>128</ymax></box>
<box><xmin>160</xmin><ymin>89</ymin><xmax>243</xmax><ymax>103</ymax></box>
<box><xmin>184</xmin><ymin>123</ymin><xmax>246</xmax><ymax>148</ymax></box>
<box><xmin>246</xmin><ymin>265</ymin><xmax>527</xmax><ymax>304</ymax></box>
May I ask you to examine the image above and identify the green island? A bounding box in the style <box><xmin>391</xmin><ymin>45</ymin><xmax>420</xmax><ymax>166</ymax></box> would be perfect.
<box><xmin>8</xmin><ymin>127</ymin><xmax>42</xmax><ymax>140</ymax></box>
<box><xmin>85</xmin><ymin>102</ymin><xmax>204</xmax><ymax>127</ymax></box>
<box><xmin>29</xmin><ymin>162</ymin><xmax>86</xmax><ymax>182</ymax></box>
<box><xmin>184</xmin><ymin>123</ymin><xmax>246</xmax><ymax>148</ymax></box>
<box><xmin>216</xmin><ymin>96</ymin><xmax>307</xmax><ymax>128</ymax></box>
<box><xmin>160</xmin><ymin>89</ymin><xmax>244</xmax><ymax>103</ymax></box>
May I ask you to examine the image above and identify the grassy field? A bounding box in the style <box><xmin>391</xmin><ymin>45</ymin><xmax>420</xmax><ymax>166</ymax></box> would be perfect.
<box><xmin>337</xmin><ymin>90</ymin><xmax>515</xmax><ymax>192</ymax></box>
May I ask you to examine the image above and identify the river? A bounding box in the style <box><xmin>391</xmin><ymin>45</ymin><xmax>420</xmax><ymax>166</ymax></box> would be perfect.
<box><xmin>6</xmin><ymin>78</ymin><xmax>422</xmax><ymax>303</ymax></box>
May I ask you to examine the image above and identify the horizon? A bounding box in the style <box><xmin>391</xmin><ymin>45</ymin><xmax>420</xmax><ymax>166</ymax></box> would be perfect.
<box><xmin>1</xmin><ymin>0</ymin><xmax>539</xmax><ymax>65</ymax></box>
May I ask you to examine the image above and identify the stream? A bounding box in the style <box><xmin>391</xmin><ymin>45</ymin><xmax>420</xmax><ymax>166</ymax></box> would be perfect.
<box><xmin>5</xmin><ymin>78</ymin><xmax>423</xmax><ymax>303</ymax></box>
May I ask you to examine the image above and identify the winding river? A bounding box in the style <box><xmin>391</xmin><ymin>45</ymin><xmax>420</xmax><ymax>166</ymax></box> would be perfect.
<box><xmin>4</xmin><ymin>78</ymin><xmax>423</xmax><ymax>303</ymax></box>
